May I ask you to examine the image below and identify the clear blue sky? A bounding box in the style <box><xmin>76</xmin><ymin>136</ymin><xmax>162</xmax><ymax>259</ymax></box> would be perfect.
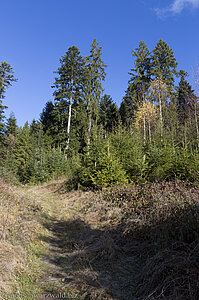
<box><xmin>1</xmin><ymin>0</ymin><xmax>199</xmax><ymax>127</ymax></box>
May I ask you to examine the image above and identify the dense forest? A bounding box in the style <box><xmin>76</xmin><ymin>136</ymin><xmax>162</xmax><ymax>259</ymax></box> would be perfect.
<box><xmin>0</xmin><ymin>38</ymin><xmax>199</xmax><ymax>186</ymax></box>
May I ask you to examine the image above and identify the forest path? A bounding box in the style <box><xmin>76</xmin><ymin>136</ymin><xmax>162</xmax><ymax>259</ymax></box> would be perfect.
<box><xmin>15</xmin><ymin>180</ymin><xmax>139</xmax><ymax>300</ymax></box>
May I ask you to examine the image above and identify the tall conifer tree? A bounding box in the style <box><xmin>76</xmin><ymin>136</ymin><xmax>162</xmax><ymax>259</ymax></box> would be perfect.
<box><xmin>84</xmin><ymin>39</ymin><xmax>107</xmax><ymax>153</ymax></box>
<box><xmin>121</xmin><ymin>41</ymin><xmax>151</xmax><ymax>124</ymax></box>
<box><xmin>151</xmin><ymin>39</ymin><xmax>178</xmax><ymax>91</ymax></box>
<box><xmin>52</xmin><ymin>46</ymin><xmax>85</xmax><ymax>156</ymax></box>
<box><xmin>6</xmin><ymin>113</ymin><xmax>18</xmax><ymax>136</ymax></box>
<box><xmin>0</xmin><ymin>62</ymin><xmax>17</xmax><ymax>138</ymax></box>
<box><xmin>99</xmin><ymin>94</ymin><xmax>119</xmax><ymax>132</ymax></box>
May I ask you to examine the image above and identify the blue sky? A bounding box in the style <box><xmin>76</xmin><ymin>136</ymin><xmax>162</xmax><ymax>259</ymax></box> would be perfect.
<box><xmin>1</xmin><ymin>0</ymin><xmax>199</xmax><ymax>127</ymax></box>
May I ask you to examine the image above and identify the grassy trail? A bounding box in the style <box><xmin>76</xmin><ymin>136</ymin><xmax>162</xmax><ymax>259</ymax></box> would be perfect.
<box><xmin>2</xmin><ymin>180</ymin><xmax>198</xmax><ymax>299</ymax></box>
<box><xmin>14</xmin><ymin>180</ymin><xmax>138</xmax><ymax>300</ymax></box>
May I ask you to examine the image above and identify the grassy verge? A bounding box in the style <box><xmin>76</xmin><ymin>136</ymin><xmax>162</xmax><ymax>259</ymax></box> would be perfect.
<box><xmin>0</xmin><ymin>179</ymin><xmax>81</xmax><ymax>299</ymax></box>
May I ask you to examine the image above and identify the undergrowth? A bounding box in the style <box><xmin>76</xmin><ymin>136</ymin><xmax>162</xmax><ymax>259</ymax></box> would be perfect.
<box><xmin>102</xmin><ymin>181</ymin><xmax>199</xmax><ymax>300</ymax></box>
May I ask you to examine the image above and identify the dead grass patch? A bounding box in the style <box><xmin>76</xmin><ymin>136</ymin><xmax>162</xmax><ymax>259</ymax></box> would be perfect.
<box><xmin>43</xmin><ymin>179</ymin><xmax>199</xmax><ymax>299</ymax></box>
<box><xmin>0</xmin><ymin>178</ymin><xmax>43</xmax><ymax>294</ymax></box>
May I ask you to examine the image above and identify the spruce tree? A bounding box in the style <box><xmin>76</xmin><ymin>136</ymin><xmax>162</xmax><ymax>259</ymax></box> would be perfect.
<box><xmin>84</xmin><ymin>38</ymin><xmax>107</xmax><ymax>153</ymax></box>
<box><xmin>14</xmin><ymin>122</ymin><xmax>32</xmax><ymax>182</ymax></box>
<box><xmin>121</xmin><ymin>41</ymin><xmax>151</xmax><ymax>124</ymax></box>
<box><xmin>99</xmin><ymin>94</ymin><xmax>119</xmax><ymax>132</ymax></box>
<box><xmin>177</xmin><ymin>70</ymin><xmax>195</xmax><ymax>124</ymax></box>
<box><xmin>40</xmin><ymin>101</ymin><xmax>56</xmax><ymax>133</ymax></box>
<box><xmin>40</xmin><ymin>100</ymin><xmax>66</xmax><ymax>147</ymax></box>
<box><xmin>0</xmin><ymin>101</ymin><xmax>7</xmax><ymax>138</ymax></box>
<box><xmin>151</xmin><ymin>39</ymin><xmax>178</xmax><ymax>91</ymax></box>
<box><xmin>129</xmin><ymin>41</ymin><xmax>151</xmax><ymax>103</ymax></box>
<box><xmin>119</xmin><ymin>89</ymin><xmax>137</xmax><ymax>125</ymax></box>
<box><xmin>69</xmin><ymin>97</ymin><xmax>87</xmax><ymax>156</ymax></box>
<box><xmin>0</xmin><ymin>62</ymin><xmax>17</xmax><ymax>138</ymax></box>
<box><xmin>52</xmin><ymin>46</ymin><xmax>85</xmax><ymax>156</ymax></box>
<box><xmin>6</xmin><ymin>112</ymin><xmax>18</xmax><ymax>136</ymax></box>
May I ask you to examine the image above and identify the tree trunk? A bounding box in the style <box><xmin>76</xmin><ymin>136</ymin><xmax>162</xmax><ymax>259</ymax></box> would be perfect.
<box><xmin>87</xmin><ymin>111</ymin><xmax>92</xmax><ymax>155</ymax></box>
<box><xmin>159</xmin><ymin>89</ymin><xmax>163</xmax><ymax>140</ymax></box>
<box><xmin>143</xmin><ymin>114</ymin><xmax>146</xmax><ymax>145</ymax></box>
<box><xmin>194</xmin><ymin>100</ymin><xmax>199</xmax><ymax>148</ymax></box>
<box><xmin>65</xmin><ymin>78</ymin><xmax>73</xmax><ymax>159</ymax></box>
<box><xmin>148</xmin><ymin>120</ymin><xmax>151</xmax><ymax>143</ymax></box>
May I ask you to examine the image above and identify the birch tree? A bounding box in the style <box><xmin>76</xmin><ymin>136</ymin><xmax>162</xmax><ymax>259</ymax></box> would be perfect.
<box><xmin>150</xmin><ymin>77</ymin><xmax>168</xmax><ymax>139</ymax></box>
<box><xmin>134</xmin><ymin>101</ymin><xmax>157</xmax><ymax>143</ymax></box>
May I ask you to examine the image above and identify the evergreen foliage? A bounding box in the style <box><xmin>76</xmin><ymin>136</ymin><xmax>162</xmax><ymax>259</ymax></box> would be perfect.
<box><xmin>0</xmin><ymin>62</ymin><xmax>17</xmax><ymax>139</ymax></box>
<box><xmin>76</xmin><ymin>138</ymin><xmax>127</xmax><ymax>188</ymax></box>
<box><xmin>99</xmin><ymin>94</ymin><xmax>119</xmax><ymax>132</ymax></box>
<box><xmin>52</xmin><ymin>46</ymin><xmax>85</xmax><ymax>156</ymax></box>
<box><xmin>6</xmin><ymin>112</ymin><xmax>18</xmax><ymax>136</ymax></box>
<box><xmin>1</xmin><ymin>39</ymin><xmax>199</xmax><ymax>186</ymax></box>
<box><xmin>84</xmin><ymin>39</ymin><xmax>107</xmax><ymax>153</ymax></box>
<box><xmin>14</xmin><ymin>122</ymin><xmax>32</xmax><ymax>182</ymax></box>
<box><xmin>150</xmin><ymin>39</ymin><xmax>178</xmax><ymax>90</ymax></box>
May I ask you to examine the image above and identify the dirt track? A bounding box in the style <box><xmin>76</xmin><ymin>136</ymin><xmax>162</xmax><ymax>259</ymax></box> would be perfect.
<box><xmin>15</xmin><ymin>180</ymin><xmax>139</xmax><ymax>299</ymax></box>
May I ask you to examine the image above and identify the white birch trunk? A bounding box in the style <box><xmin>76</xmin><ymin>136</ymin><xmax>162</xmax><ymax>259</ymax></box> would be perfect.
<box><xmin>143</xmin><ymin>114</ymin><xmax>146</xmax><ymax>145</ymax></box>
<box><xmin>65</xmin><ymin>78</ymin><xmax>73</xmax><ymax>159</ymax></box>
<box><xmin>159</xmin><ymin>89</ymin><xmax>163</xmax><ymax>140</ymax></box>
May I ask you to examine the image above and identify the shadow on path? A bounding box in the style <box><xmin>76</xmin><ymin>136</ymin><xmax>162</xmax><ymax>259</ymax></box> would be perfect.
<box><xmin>38</xmin><ymin>214</ymin><xmax>139</xmax><ymax>300</ymax></box>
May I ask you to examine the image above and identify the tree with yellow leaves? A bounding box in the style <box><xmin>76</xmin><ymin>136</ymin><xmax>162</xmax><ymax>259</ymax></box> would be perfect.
<box><xmin>150</xmin><ymin>77</ymin><xmax>168</xmax><ymax>139</ymax></box>
<box><xmin>135</xmin><ymin>101</ymin><xmax>158</xmax><ymax>143</ymax></box>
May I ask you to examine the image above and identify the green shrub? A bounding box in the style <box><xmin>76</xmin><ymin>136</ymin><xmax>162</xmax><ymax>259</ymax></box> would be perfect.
<box><xmin>76</xmin><ymin>140</ymin><xmax>128</xmax><ymax>188</ymax></box>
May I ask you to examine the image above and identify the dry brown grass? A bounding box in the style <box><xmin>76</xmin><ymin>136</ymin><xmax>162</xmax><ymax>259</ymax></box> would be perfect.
<box><xmin>1</xmin><ymin>177</ymin><xmax>198</xmax><ymax>299</ymax></box>
<box><xmin>0</xmin><ymin>242</ymin><xmax>25</xmax><ymax>293</ymax></box>
<box><xmin>0</xmin><ymin>178</ymin><xmax>42</xmax><ymax>294</ymax></box>
<box><xmin>40</xmin><ymin>180</ymin><xmax>199</xmax><ymax>300</ymax></box>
